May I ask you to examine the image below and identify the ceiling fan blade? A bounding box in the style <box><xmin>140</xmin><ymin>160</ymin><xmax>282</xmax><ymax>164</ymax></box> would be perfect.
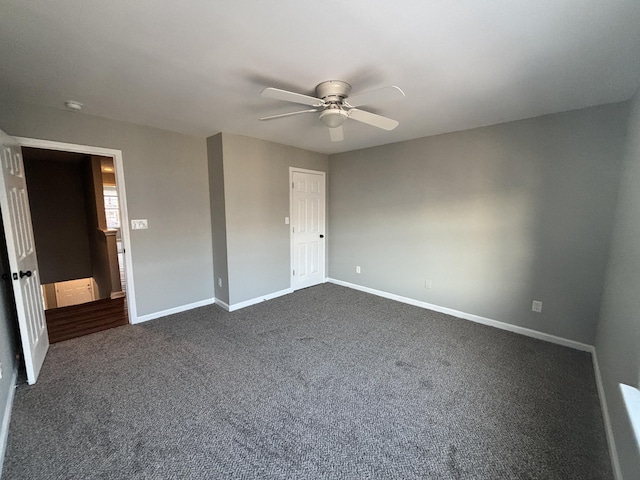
<box><xmin>259</xmin><ymin>109</ymin><xmax>319</xmax><ymax>121</ymax></box>
<box><xmin>261</xmin><ymin>87</ymin><xmax>324</xmax><ymax>107</ymax></box>
<box><xmin>346</xmin><ymin>85</ymin><xmax>405</xmax><ymax>107</ymax></box>
<box><xmin>348</xmin><ymin>108</ymin><xmax>399</xmax><ymax>131</ymax></box>
<box><xmin>329</xmin><ymin>125</ymin><xmax>344</xmax><ymax>142</ymax></box>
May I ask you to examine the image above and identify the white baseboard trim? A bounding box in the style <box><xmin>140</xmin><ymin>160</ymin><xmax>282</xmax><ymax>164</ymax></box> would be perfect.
<box><xmin>227</xmin><ymin>288</ymin><xmax>293</xmax><ymax>312</ymax></box>
<box><xmin>131</xmin><ymin>297</ymin><xmax>215</xmax><ymax>324</ymax></box>
<box><xmin>215</xmin><ymin>299</ymin><xmax>230</xmax><ymax>312</ymax></box>
<box><xmin>593</xmin><ymin>352</ymin><xmax>623</xmax><ymax>480</ymax></box>
<box><xmin>327</xmin><ymin>278</ymin><xmax>594</xmax><ymax>352</ymax></box>
<box><xmin>0</xmin><ymin>364</ymin><xmax>18</xmax><ymax>479</ymax></box>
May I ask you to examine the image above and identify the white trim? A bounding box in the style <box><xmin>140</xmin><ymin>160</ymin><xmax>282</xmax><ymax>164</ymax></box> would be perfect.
<box><xmin>0</xmin><ymin>364</ymin><xmax>18</xmax><ymax>479</ymax></box>
<box><xmin>14</xmin><ymin>137</ymin><xmax>138</xmax><ymax>324</ymax></box>
<box><xmin>215</xmin><ymin>299</ymin><xmax>230</xmax><ymax>312</ymax></box>
<box><xmin>593</xmin><ymin>353</ymin><xmax>623</xmax><ymax>480</ymax></box>
<box><xmin>227</xmin><ymin>288</ymin><xmax>293</xmax><ymax>312</ymax></box>
<box><xmin>131</xmin><ymin>297</ymin><xmax>215</xmax><ymax>324</ymax></box>
<box><xmin>326</xmin><ymin>278</ymin><xmax>594</xmax><ymax>352</ymax></box>
<box><xmin>289</xmin><ymin>167</ymin><xmax>327</xmax><ymax>175</ymax></box>
<box><xmin>289</xmin><ymin>167</ymin><xmax>326</xmax><ymax>292</ymax></box>
<box><xmin>620</xmin><ymin>384</ymin><xmax>640</xmax><ymax>450</ymax></box>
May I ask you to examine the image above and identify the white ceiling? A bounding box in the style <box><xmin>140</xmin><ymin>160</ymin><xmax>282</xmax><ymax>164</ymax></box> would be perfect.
<box><xmin>2</xmin><ymin>0</ymin><xmax>640</xmax><ymax>155</ymax></box>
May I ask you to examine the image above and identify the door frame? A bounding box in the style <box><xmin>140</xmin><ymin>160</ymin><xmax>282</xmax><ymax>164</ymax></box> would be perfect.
<box><xmin>15</xmin><ymin>137</ymin><xmax>137</xmax><ymax>323</ymax></box>
<box><xmin>289</xmin><ymin>167</ymin><xmax>327</xmax><ymax>290</ymax></box>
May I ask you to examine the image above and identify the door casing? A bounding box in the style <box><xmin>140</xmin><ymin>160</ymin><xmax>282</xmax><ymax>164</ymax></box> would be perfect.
<box><xmin>15</xmin><ymin>137</ymin><xmax>137</xmax><ymax>323</ymax></box>
<box><xmin>289</xmin><ymin>167</ymin><xmax>327</xmax><ymax>291</ymax></box>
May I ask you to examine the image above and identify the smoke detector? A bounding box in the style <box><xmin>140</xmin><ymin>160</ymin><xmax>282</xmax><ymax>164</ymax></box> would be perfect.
<box><xmin>64</xmin><ymin>100</ymin><xmax>83</xmax><ymax>111</ymax></box>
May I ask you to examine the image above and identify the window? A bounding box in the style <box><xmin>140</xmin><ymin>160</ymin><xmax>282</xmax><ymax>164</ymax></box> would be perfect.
<box><xmin>103</xmin><ymin>186</ymin><xmax>120</xmax><ymax>229</ymax></box>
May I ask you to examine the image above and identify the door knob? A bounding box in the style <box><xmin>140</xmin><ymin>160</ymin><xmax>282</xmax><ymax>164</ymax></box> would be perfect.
<box><xmin>319</xmin><ymin>234</ymin><xmax>324</xmax><ymax>238</ymax></box>
<box><xmin>19</xmin><ymin>270</ymin><xmax>32</xmax><ymax>278</ymax></box>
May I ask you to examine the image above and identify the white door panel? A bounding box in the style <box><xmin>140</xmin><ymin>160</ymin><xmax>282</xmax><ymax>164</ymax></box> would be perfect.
<box><xmin>291</xmin><ymin>169</ymin><xmax>325</xmax><ymax>290</ymax></box>
<box><xmin>0</xmin><ymin>129</ymin><xmax>49</xmax><ymax>385</ymax></box>
<box><xmin>55</xmin><ymin>278</ymin><xmax>95</xmax><ymax>307</ymax></box>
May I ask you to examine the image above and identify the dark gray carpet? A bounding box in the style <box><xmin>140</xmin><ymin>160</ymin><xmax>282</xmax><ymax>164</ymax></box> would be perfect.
<box><xmin>2</xmin><ymin>283</ymin><xmax>612</xmax><ymax>479</ymax></box>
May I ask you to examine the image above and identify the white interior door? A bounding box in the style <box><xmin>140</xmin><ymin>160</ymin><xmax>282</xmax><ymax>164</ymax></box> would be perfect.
<box><xmin>291</xmin><ymin>169</ymin><xmax>326</xmax><ymax>290</ymax></box>
<box><xmin>0</xmin><ymin>129</ymin><xmax>49</xmax><ymax>385</ymax></box>
<box><xmin>55</xmin><ymin>278</ymin><xmax>95</xmax><ymax>307</ymax></box>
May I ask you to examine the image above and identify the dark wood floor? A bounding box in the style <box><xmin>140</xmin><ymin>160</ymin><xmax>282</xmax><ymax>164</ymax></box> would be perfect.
<box><xmin>45</xmin><ymin>296</ymin><xmax>128</xmax><ymax>343</ymax></box>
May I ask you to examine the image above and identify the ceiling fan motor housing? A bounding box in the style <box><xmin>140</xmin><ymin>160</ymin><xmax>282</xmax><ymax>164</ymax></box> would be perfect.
<box><xmin>316</xmin><ymin>81</ymin><xmax>351</xmax><ymax>128</ymax></box>
<box><xmin>315</xmin><ymin>80</ymin><xmax>352</xmax><ymax>103</ymax></box>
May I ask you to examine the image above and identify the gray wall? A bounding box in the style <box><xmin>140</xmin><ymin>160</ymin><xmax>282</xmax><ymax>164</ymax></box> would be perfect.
<box><xmin>596</xmin><ymin>88</ymin><xmax>640</xmax><ymax>479</ymax></box>
<box><xmin>329</xmin><ymin>103</ymin><xmax>628</xmax><ymax>345</ymax></box>
<box><xmin>23</xmin><ymin>156</ymin><xmax>92</xmax><ymax>284</ymax></box>
<box><xmin>219</xmin><ymin>133</ymin><xmax>328</xmax><ymax>305</ymax></box>
<box><xmin>0</xmin><ymin>214</ymin><xmax>18</xmax><ymax>456</ymax></box>
<box><xmin>0</xmin><ymin>100</ymin><xmax>214</xmax><ymax>317</ymax></box>
<box><xmin>207</xmin><ymin>133</ymin><xmax>229</xmax><ymax>305</ymax></box>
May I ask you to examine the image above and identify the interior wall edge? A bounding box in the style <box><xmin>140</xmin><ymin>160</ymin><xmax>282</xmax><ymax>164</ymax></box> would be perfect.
<box><xmin>214</xmin><ymin>298</ymin><xmax>230</xmax><ymax>312</ymax></box>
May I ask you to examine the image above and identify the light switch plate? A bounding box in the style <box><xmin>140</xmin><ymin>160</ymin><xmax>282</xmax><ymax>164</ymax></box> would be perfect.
<box><xmin>131</xmin><ymin>219</ymin><xmax>148</xmax><ymax>230</ymax></box>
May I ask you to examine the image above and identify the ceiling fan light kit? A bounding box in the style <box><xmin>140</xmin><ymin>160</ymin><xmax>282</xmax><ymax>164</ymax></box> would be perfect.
<box><xmin>319</xmin><ymin>109</ymin><xmax>348</xmax><ymax>128</ymax></box>
<box><xmin>260</xmin><ymin>80</ymin><xmax>404</xmax><ymax>142</ymax></box>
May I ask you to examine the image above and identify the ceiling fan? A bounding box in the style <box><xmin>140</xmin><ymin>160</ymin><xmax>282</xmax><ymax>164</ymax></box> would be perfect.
<box><xmin>259</xmin><ymin>80</ymin><xmax>405</xmax><ymax>142</ymax></box>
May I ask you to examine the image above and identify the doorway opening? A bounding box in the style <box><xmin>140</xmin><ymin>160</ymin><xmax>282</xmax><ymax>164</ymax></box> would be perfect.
<box><xmin>16</xmin><ymin>138</ymin><xmax>135</xmax><ymax>343</ymax></box>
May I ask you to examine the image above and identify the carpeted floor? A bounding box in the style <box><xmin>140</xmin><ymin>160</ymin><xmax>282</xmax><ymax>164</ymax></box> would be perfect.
<box><xmin>2</xmin><ymin>284</ymin><xmax>612</xmax><ymax>479</ymax></box>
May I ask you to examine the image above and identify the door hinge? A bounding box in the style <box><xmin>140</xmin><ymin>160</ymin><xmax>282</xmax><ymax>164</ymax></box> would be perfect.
<box><xmin>292</xmin><ymin>182</ymin><xmax>294</xmax><ymax>188</ymax></box>
<box><xmin>293</xmin><ymin>269</ymin><xmax>295</xmax><ymax>276</ymax></box>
